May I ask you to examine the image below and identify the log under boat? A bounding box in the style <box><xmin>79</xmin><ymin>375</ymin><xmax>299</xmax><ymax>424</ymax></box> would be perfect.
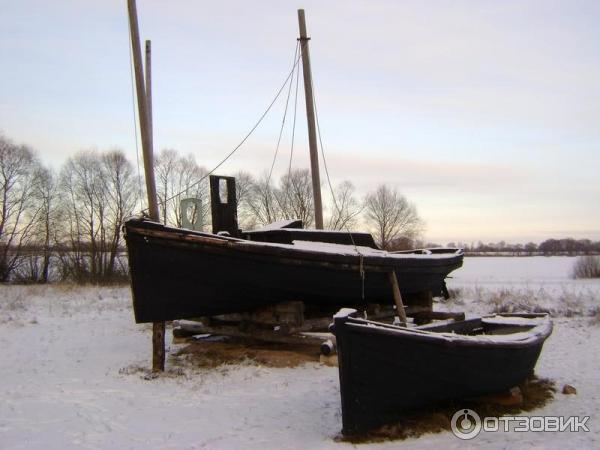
<box><xmin>123</xmin><ymin>217</ymin><xmax>463</xmax><ymax>323</ymax></box>
<box><xmin>332</xmin><ymin>309</ymin><xmax>553</xmax><ymax>435</ymax></box>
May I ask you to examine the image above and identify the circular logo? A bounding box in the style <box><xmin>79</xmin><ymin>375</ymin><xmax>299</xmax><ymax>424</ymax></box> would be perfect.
<box><xmin>451</xmin><ymin>409</ymin><xmax>482</xmax><ymax>440</ymax></box>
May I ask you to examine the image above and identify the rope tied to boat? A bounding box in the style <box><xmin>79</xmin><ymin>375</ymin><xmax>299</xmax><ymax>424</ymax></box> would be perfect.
<box><xmin>125</xmin><ymin>6</ymin><xmax>145</xmax><ymax>213</ymax></box>
<box><xmin>304</xmin><ymin>45</ymin><xmax>368</xmax><ymax>306</ymax></box>
<box><xmin>359</xmin><ymin>253</ymin><xmax>365</xmax><ymax>302</ymax></box>
<box><xmin>267</xmin><ymin>41</ymin><xmax>299</xmax><ymax>188</ymax></box>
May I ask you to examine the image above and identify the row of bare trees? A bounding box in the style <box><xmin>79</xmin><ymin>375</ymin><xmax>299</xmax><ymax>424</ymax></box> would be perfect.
<box><xmin>451</xmin><ymin>239</ymin><xmax>600</xmax><ymax>256</ymax></box>
<box><xmin>237</xmin><ymin>170</ymin><xmax>317</xmax><ymax>229</ymax></box>
<box><xmin>155</xmin><ymin>149</ymin><xmax>210</xmax><ymax>229</ymax></box>
<box><xmin>1</xmin><ymin>136</ymin><xmax>424</xmax><ymax>283</ymax></box>
<box><xmin>1</xmin><ymin>135</ymin><xmax>138</xmax><ymax>283</ymax></box>
<box><xmin>231</xmin><ymin>169</ymin><xmax>423</xmax><ymax>249</ymax></box>
<box><xmin>0</xmin><ymin>136</ymin><xmax>41</xmax><ymax>281</ymax></box>
<box><xmin>152</xmin><ymin>148</ymin><xmax>423</xmax><ymax>249</ymax></box>
<box><xmin>59</xmin><ymin>150</ymin><xmax>137</xmax><ymax>282</ymax></box>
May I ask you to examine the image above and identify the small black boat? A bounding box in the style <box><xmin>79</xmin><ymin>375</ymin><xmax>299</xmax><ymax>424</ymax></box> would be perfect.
<box><xmin>123</xmin><ymin>217</ymin><xmax>463</xmax><ymax>323</ymax></box>
<box><xmin>332</xmin><ymin>309</ymin><xmax>553</xmax><ymax>435</ymax></box>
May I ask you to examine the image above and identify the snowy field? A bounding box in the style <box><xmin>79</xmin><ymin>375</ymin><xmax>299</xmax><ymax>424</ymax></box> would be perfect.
<box><xmin>444</xmin><ymin>256</ymin><xmax>600</xmax><ymax>317</ymax></box>
<box><xmin>1</xmin><ymin>257</ymin><xmax>599</xmax><ymax>449</ymax></box>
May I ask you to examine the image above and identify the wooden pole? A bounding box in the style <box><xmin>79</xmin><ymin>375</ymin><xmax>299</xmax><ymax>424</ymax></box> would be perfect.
<box><xmin>127</xmin><ymin>0</ymin><xmax>165</xmax><ymax>372</ymax></box>
<box><xmin>127</xmin><ymin>1</ymin><xmax>159</xmax><ymax>220</ymax></box>
<box><xmin>145</xmin><ymin>39</ymin><xmax>165</xmax><ymax>372</ymax></box>
<box><xmin>145</xmin><ymin>40</ymin><xmax>154</xmax><ymax>154</ymax></box>
<box><xmin>297</xmin><ymin>9</ymin><xmax>324</xmax><ymax>230</ymax></box>
<box><xmin>388</xmin><ymin>271</ymin><xmax>408</xmax><ymax>326</ymax></box>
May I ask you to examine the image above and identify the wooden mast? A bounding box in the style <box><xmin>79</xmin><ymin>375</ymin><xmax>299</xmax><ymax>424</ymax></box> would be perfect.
<box><xmin>145</xmin><ymin>40</ymin><xmax>154</xmax><ymax>157</ymax></box>
<box><xmin>127</xmin><ymin>0</ymin><xmax>165</xmax><ymax>372</ymax></box>
<box><xmin>145</xmin><ymin>38</ymin><xmax>166</xmax><ymax>372</ymax></box>
<box><xmin>297</xmin><ymin>9</ymin><xmax>324</xmax><ymax>230</ymax></box>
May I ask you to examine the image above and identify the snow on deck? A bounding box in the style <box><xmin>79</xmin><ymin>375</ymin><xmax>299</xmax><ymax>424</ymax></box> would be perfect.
<box><xmin>349</xmin><ymin>315</ymin><xmax>552</xmax><ymax>345</ymax></box>
<box><xmin>250</xmin><ymin>219</ymin><xmax>301</xmax><ymax>231</ymax></box>
<box><xmin>289</xmin><ymin>240</ymin><xmax>456</xmax><ymax>259</ymax></box>
<box><xmin>333</xmin><ymin>308</ymin><xmax>358</xmax><ymax>319</ymax></box>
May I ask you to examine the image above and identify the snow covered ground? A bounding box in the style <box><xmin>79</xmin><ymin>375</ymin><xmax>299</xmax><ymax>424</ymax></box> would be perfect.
<box><xmin>0</xmin><ymin>257</ymin><xmax>599</xmax><ymax>449</ymax></box>
<box><xmin>443</xmin><ymin>256</ymin><xmax>600</xmax><ymax>317</ymax></box>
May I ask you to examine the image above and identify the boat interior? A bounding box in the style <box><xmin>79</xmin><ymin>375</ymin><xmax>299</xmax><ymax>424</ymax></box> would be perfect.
<box><xmin>340</xmin><ymin>312</ymin><xmax>548</xmax><ymax>337</ymax></box>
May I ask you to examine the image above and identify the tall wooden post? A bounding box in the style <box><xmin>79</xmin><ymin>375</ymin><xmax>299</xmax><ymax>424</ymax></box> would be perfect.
<box><xmin>145</xmin><ymin>39</ymin><xmax>165</xmax><ymax>372</ymax></box>
<box><xmin>297</xmin><ymin>9</ymin><xmax>324</xmax><ymax>230</ymax></box>
<box><xmin>145</xmin><ymin>40</ymin><xmax>154</xmax><ymax>154</ymax></box>
<box><xmin>127</xmin><ymin>0</ymin><xmax>165</xmax><ymax>372</ymax></box>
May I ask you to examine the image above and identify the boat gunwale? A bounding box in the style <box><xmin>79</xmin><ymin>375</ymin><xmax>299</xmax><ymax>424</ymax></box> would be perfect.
<box><xmin>124</xmin><ymin>220</ymin><xmax>463</xmax><ymax>272</ymax></box>
<box><xmin>339</xmin><ymin>315</ymin><xmax>553</xmax><ymax>348</ymax></box>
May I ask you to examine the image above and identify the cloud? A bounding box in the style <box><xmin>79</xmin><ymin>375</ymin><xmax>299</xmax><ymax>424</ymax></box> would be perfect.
<box><xmin>320</xmin><ymin>150</ymin><xmax>525</xmax><ymax>189</ymax></box>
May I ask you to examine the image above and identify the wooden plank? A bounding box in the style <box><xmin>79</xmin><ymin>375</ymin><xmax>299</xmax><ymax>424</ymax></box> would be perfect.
<box><xmin>174</xmin><ymin>321</ymin><xmax>333</xmax><ymax>347</ymax></box>
<box><xmin>388</xmin><ymin>271</ymin><xmax>407</xmax><ymax>326</ymax></box>
<box><xmin>209</xmin><ymin>301</ymin><xmax>305</xmax><ymax>327</ymax></box>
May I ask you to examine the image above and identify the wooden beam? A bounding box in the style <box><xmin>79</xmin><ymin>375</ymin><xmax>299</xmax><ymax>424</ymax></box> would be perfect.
<box><xmin>388</xmin><ymin>271</ymin><xmax>407</xmax><ymax>326</ymax></box>
<box><xmin>174</xmin><ymin>320</ymin><xmax>334</xmax><ymax>347</ymax></box>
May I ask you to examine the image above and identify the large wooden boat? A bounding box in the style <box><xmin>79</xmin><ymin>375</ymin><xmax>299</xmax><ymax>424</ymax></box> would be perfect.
<box><xmin>123</xmin><ymin>217</ymin><xmax>463</xmax><ymax>323</ymax></box>
<box><xmin>332</xmin><ymin>309</ymin><xmax>553</xmax><ymax>435</ymax></box>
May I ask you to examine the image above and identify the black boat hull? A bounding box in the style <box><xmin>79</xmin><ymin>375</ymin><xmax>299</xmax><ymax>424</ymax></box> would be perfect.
<box><xmin>333</xmin><ymin>311</ymin><xmax>553</xmax><ymax>435</ymax></box>
<box><xmin>123</xmin><ymin>218</ymin><xmax>463</xmax><ymax>323</ymax></box>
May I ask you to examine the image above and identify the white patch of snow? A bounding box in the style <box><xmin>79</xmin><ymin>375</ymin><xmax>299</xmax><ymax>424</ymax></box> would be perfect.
<box><xmin>290</xmin><ymin>240</ymin><xmax>457</xmax><ymax>259</ymax></box>
<box><xmin>251</xmin><ymin>219</ymin><xmax>301</xmax><ymax>231</ymax></box>
<box><xmin>347</xmin><ymin>316</ymin><xmax>552</xmax><ymax>346</ymax></box>
<box><xmin>333</xmin><ymin>308</ymin><xmax>357</xmax><ymax>319</ymax></box>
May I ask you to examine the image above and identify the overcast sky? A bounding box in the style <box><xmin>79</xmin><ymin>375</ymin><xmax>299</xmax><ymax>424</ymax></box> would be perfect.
<box><xmin>1</xmin><ymin>0</ymin><xmax>599</xmax><ymax>244</ymax></box>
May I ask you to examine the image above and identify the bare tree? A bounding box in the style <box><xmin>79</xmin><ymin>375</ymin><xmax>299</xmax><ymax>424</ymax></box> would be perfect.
<box><xmin>524</xmin><ymin>242</ymin><xmax>537</xmax><ymax>255</ymax></box>
<box><xmin>245</xmin><ymin>173</ymin><xmax>281</xmax><ymax>227</ymax></box>
<box><xmin>101</xmin><ymin>150</ymin><xmax>137</xmax><ymax>278</ymax></box>
<box><xmin>326</xmin><ymin>180</ymin><xmax>362</xmax><ymax>231</ymax></box>
<box><xmin>58</xmin><ymin>149</ymin><xmax>136</xmax><ymax>282</ymax></box>
<box><xmin>0</xmin><ymin>136</ymin><xmax>40</xmax><ymax>281</ymax></box>
<box><xmin>58</xmin><ymin>150</ymin><xmax>103</xmax><ymax>281</ymax></box>
<box><xmin>25</xmin><ymin>166</ymin><xmax>58</xmax><ymax>282</ymax></box>
<box><xmin>234</xmin><ymin>170</ymin><xmax>256</xmax><ymax>230</ymax></box>
<box><xmin>572</xmin><ymin>255</ymin><xmax>600</xmax><ymax>279</ymax></box>
<box><xmin>173</xmin><ymin>154</ymin><xmax>209</xmax><ymax>229</ymax></box>
<box><xmin>155</xmin><ymin>149</ymin><xmax>178</xmax><ymax>225</ymax></box>
<box><xmin>275</xmin><ymin>168</ymin><xmax>314</xmax><ymax>227</ymax></box>
<box><xmin>155</xmin><ymin>149</ymin><xmax>209</xmax><ymax>229</ymax></box>
<box><xmin>364</xmin><ymin>184</ymin><xmax>423</xmax><ymax>250</ymax></box>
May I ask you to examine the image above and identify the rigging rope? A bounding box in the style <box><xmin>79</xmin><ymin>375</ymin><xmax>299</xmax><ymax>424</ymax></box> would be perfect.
<box><xmin>157</xmin><ymin>44</ymin><xmax>303</xmax><ymax>209</ymax></box>
<box><xmin>126</xmin><ymin>13</ymin><xmax>145</xmax><ymax>212</ymax></box>
<box><xmin>266</xmin><ymin>41</ymin><xmax>299</xmax><ymax>186</ymax></box>
<box><xmin>287</xmin><ymin>47</ymin><xmax>301</xmax><ymax>178</ymax></box>
<box><xmin>308</xmin><ymin>57</ymin><xmax>366</xmax><ymax>302</ymax></box>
